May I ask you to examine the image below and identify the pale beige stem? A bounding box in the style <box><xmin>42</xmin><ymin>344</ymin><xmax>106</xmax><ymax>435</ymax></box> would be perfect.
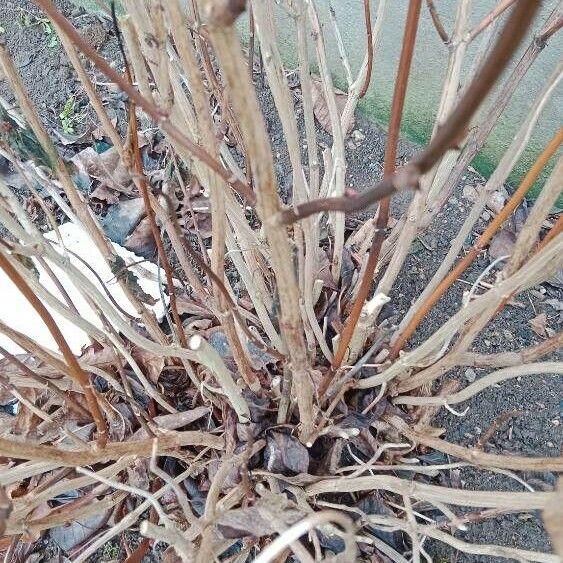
<box><xmin>507</xmin><ymin>154</ymin><xmax>563</xmax><ymax>274</ymax></box>
<box><xmin>204</xmin><ymin>14</ymin><xmax>314</xmax><ymax>440</ymax></box>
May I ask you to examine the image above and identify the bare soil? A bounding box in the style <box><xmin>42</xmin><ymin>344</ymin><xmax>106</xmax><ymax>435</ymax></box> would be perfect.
<box><xmin>0</xmin><ymin>1</ymin><xmax>560</xmax><ymax>561</ymax></box>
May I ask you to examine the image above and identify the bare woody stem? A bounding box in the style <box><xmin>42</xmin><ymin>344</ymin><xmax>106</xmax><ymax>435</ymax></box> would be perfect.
<box><xmin>204</xmin><ymin>10</ymin><xmax>314</xmax><ymax>440</ymax></box>
<box><xmin>0</xmin><ymin>430</ymin><xmax>223</xmax><ymax>465</ymax></box>
<box><xmin>129</xmin><ymin>107</ymin><xmax>188</xmax><ymax>349</ymax></box>
<box><xmin>0</xmin><ymin>250</ymin><xmax>108</xmax><ymax>445</ymax></box>
<box><xmin>358</xmin><ymin>0</ymin><xmax>374</xmax><ymax>98</ymax></box>
<box><xmin>31</xmin><ymin>0</ymin><xmax>256</xmax><ymax>206</ymax></box>
<box><xmin>324</xmin><ymin>0</ymin><xmax>421</xmax><ymax>382</ymax></box>
<box><xmin>390</xmin><ymin>127</ymin><xmax>563</xmax><ymax>358</ymax></box>
<box><xmin>426</xmin><ymin>0</ymin><xmax>450</xmax><ymax>44</ymax></box>
<box><xmin>276</xmin><ymin>0</ymin><xmax>542</xmax><ymax>226</ymax></box>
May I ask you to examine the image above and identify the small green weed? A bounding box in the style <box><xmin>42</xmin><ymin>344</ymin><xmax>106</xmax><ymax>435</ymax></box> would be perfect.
<box><xmin>18</xmin><ymin>8</ymin><xmax>58</xmax><ymax>47</ymax></box>
<box><xmin>59</xmin><ymin>96</ymin><xmax>84</xmax><ymax>135</ymax></box>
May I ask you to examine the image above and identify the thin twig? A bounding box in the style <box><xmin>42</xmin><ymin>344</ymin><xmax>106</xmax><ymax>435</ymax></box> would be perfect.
<box><xmin>31</xmin><ymin>0</ymin><xmax>255</xmax><ymax>205</ymax></box>
<box><xmin>276</xmin><ymin>0</ymin><xmax>542</xmax><ymax>225</ymax></box>
<box><xmin>358</xmin><ymin>0</ymin><xmax>374</xmax><ymax>97</ymax></box>
<box><xmin>426</xmin><ymin>0</ymin><xmax>450</xmax><ymax>44</ymax></box>
<box><xmin>325</xmin><ymin>0</ymin><xmax>421</xmax><ymax>379</ymax></box>
<box><xmin>467</xmin><ymin>0</ymin><xmax>518</xmax><ymax>43</ymax></box>
<box><xmin>390</xmin><ymin>127</ymin><xmax>562</xmax><ymax>358</ymax></box>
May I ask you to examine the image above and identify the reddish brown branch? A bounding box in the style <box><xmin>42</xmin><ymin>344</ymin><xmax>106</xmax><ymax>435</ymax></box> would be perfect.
<box><xmin>358</xmin><ymin>0</ymin><xmax>374</xmax><ymax>98</ymax></box>
<box><xmin>32</xmin><ymin>0</ymin><xmax>256</xmax><ymax>206</ymax></box>
<box><xmin>320</xmin><ymin>0</ymin><xmax>422</xmax><ymax>389</ymax></box>
<box><xmin>426</xmin><ymin>0</ymin><xmax>450</xmax><ymax>44</ymax></box>
<box><xmin>129</xmin><ymin>109</ymin><xmax>188</xmax><ymax>349</ymax></box>
<box><xmin>277</xmin><ymin>0</ymin><xmax>542</xmax><ymax>226</ymax></box>
<box><xmin>0</xmin><ymin>250</ymin><xmax>108</xmax><ymax>444</ymax></box>
<box><xmin>390</xmin><ymin>127</ymin><xmax>562</xmax><ymax>359</ymax></box>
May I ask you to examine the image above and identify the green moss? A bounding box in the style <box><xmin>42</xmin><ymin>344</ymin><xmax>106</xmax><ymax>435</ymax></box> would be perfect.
<box><xmin>355</xmin><ymin>95</ymin><xmax>560</xmax><ymax>205</ymax></box>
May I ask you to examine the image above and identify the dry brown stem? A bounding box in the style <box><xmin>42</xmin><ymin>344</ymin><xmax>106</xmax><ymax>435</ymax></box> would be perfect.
<box><xmin>390</xmin><ymin>127</ymin><xmax>562</xmax><ymax>357</ymax></box>
<box><xmin>324</xmin><ymin>0</ymin><xmax>421</xmax><ymax>380</ymax></box>
<box><xmin>0</xmin><ymin>250</ymin><xmax>108</xmax><ymax>444</ymax></box>
<box><xmin>277</xmin><ymin>0</ymin><xmax>542</xmax><ymax>226</ymax></box>
<box><xmin>0</xmin><ymin>430</ymin><xmax>223</xmax><ymax>465</ymax></box>
<box><xmin>204</xmin><ymin>11</ymin><xmax>314</xmax><ymax>440</ymax></box>
<box><xmin>426</xmin><ymin>0</ymin><xmax>450</xmax><ymax>44</ymax></box>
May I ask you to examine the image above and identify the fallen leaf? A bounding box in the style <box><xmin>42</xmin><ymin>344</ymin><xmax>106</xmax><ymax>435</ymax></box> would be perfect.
<box><xmin>462</xmin><ymin>184</ymin><xmax>481</xmax><ymax>203</ymax></box>
<box><xmin>184</xmin><ymin>212</ymin><xmax>212</xmax><ymax>239</ymax></box>
<box><xmin>130</xmin><ymin>407</ymin><xmax>210</xmax><ymax>440</ymax></box>
<box><xmin>317</xmin><ymin>249</ymin><xmax>338</xmax><ymax>291</ymax></box>
<box><xmin>311</xmin><ymin>76</ymin><xmax>354</xmax><ymax>136</ymax></box>
<box><xmin>264</xmin><ymin>432</ymin><xmax>309</xmax><ymax>474</ymax></box>
<box><xmin>124</xmin><ymin>217</ymin><xmax>156</xmax><ymax>259</ymax></box>
<box><xmin>486</xmin><ymin>190</ymin><xmax>506</xmax><ymax>215</ymax></box>
<box><xmin>529</xmin><ymin>313</ymin><xmax>548</xmax><ymax>338</ymax></box>
<box><xmin>132</xmin><ymin>347</ymin><xmax>165</xmax><ymax>384</ymax></box>
<box><xmin>127</xmin><ymin>458</ymin><xmax>150</xmax><ymax>491</ymax></box>
<box><xmin>90</xmin><ymin>185</ymin><xmax>119</xmax><ymax>204</ymax></box>
<box><xmin>489</xmin><ymin>228</ymin><xmax>516</xmax><ymax>262</ymax></box>
<box><xmin>208</xmin><ymin>330</ymin><xmax>277</xmax><ymax>372</ymax></box>
<box><xmin>176</xmin><ymin>296</ymin><xmax>211</xmax><ymax>317</ymax></box>
<box><xmin>72</xmin><ymin>146</ymin><xmax>134</xmax><ymax>194</ymax></box>
<box><xmin>53</xmin><ymin>123</ymin><xmax>95</xmax><ymax>146</ymax></box>
<box><xmin>217</xmin><ymin>504</ymin><xmax>304</xmax><ymax>539</ymax></box>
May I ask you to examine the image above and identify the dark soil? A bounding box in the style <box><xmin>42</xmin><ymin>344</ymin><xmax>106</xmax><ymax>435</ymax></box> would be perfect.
<box><xmin>0</xmin><ymin>1</ymin><xmax>560</xmax><ymax>562</ymax></box>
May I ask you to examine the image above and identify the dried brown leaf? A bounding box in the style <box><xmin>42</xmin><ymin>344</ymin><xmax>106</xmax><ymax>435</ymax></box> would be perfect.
<box><xmin>528</xmin><ymin>313</ymin><xmax>548</xmax><ymax>339</ymax></box>
<box><xmin>311</xmin><ymin>76</ymin><xmax>354</xmax><ymax>135</ymax></box>
<box><xmin>72</xmin><ymin>147</ymin><xmax>134</xmax><ymax>194</ymax></box>
<box><xmin>90</xmin><ymin>185</ymin><xmax>119</xmax><ymax>204</ymax></box>
<box><xmin>131</xmin><ymin>347</ymin><xmax>165</xmax><ymax>384</ymax></box>
<box><xmin>264</xmin><ymin>432</ymin><xmax>309</xmax><ymax>474</ymax></box>
<box><xmin>217</xmin><ymin>504</ymin><xmax>304</xmax><ymax>539</ymax></box>
<box><xmin>488</xmin><ymin>228</ymin><xmax>516</xmax><ymax>262</ymax></box>
<box><xmin>124</xmin><ymin>216</ymin><xmax>156</xmax><ymax>259</ymax></box>
<box><xmin>49</xmin><ymin>510</ymin><xmax>108</xmax><ymax>551</ymax></box>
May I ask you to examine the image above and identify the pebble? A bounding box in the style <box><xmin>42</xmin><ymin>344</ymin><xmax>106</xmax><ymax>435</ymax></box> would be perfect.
<box><xmin>481</xmin><ymin>211</ymin><xmax>491</xmax><ymax>221</ymax></box>
<box><xmin>351</xmin><ymin>129</ymin><xmax>366</xmax><ymax>142</ymax></box>
<box><xmin>502</xmin><ymin>329</ymin><xmax>513</xmax><ymax>341</ymax></box>
<box><xmin>464</xmin><ymin>368</ymin><xmax>477</xmax><ymax>383</ymax></box>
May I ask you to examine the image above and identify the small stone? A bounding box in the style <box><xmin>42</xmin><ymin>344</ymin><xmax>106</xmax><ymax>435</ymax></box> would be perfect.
<box><xmin>464</xmin><ymin>368</ymin><xmax>477</xmax><ymax>383</ymax></box>
<box><xmin>502</xmin><ymin>329</ymin><xmax>514</xmax><ymax>341</ymax></box>
<box><xmin>463</xmin><ymin>183</ymin><xmax>482</xmax><ymax>203</ymax></box>
<box><xmin>487</xmin><ymin>190</ymin><xmax>506</xmax><ymax>214</ymax></box>
<box><xmin>481</xmin><ymin>211</ymin><xmax>491</xmax><ymax>222</ymax></box>
<box><xmin>351</xmin><ymin>129</ymin><xmax>365</xmax><ymax>142</ymax></box>
<box><xmin>449</xmin><ymin>196</ymin><xmax>458</xmax><ymax>205</ymax></box>
<box><xmin>484</xmin><ymin>339</ymin><xmax>491</xmax><ymax>347</ymax></box>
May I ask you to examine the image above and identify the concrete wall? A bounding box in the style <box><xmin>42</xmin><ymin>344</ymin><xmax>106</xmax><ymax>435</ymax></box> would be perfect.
<box><xmin>70</xmin><ymin>0</ymin><xmax>562</xmax><ymax>198</ymax></box>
